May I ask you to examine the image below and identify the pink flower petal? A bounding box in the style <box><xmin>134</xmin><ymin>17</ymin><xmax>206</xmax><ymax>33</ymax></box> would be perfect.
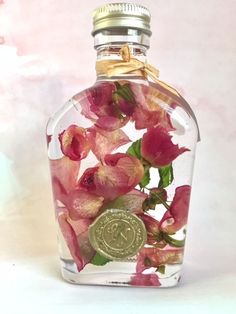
<box><xmin>118</xmin><ymin>97</ymin><xmax>135</xmax><ymax>116</ymax></box>
<box><xmin>77</xmin><ymin>230</ymin><xmax>96</xmax><ymax>265</ymax></box>
<box><xmin>59</xmin><ymin>125</ymin><xmax>90</xmax><ymax>161</ymax></box>
<box><xmin>141</xmin><ymin>125</ymin><xmax>189</xmax><ymax>167</ymax></box>
<box><xmin>58</xmin><ymin>213</ymin><xmax>95</xmax><ymax>271</ymax></box>
<box><xmin>50</xmin><ymin>157</ymin><xmax>80</xmax><ymax>202</ymax></box>
<box><xmin>94</xmin><ymin>153</ymin><xmax>144</xmax><ymax>200</ymax></box>
<box><xmin>104</xmin><ymin>153</ymin><xmax>144</xmax><ymax>186</ymax></box>
<box><xmin>68</xmin><ymin>217</ymin><xmax>92</xmax><ymax>236</ymax></box>
<box><xmin>75</xmin><ymin>90</ymin><xmax>98</xmax><ymax>121</ymax></box>
<box><xmin>105</xmin><ymin>189</ymin><xmax>147</xmax><ymax>214</ymax></box>
<box><xmin>136</xmin><ymin>247</ymin><xmax>184</xmax><ymax>273</ymax></box>
<box><xmin>95</xmin><ymin>116</ymin><xmax>129</xmax><ymax>131</ymax></box>
<box><xmin>46</xmin><ymin>134</ymin><xmax>52</xmax><ymax>147</ymax></box>
<box><xmin>160</xmin><ymin>185</ymin><xmax>191</xmax><ymax>234</ymax></box>
<box><xmin>87</xmin><ymin>82</ymin><xmax>115</xmax><ymax>116</ymax></box>
<box><xmin>88</xmin><ymin>126</ymin><xmax>130</xmax><ymax>160</ymax></box>
<box><xmin>132</xmin><ymin>106</ymin><xmax>174</xmax><ymax>131</ymax></box>
<box><xmin>129</xmin><ymin>273</ymin><xmax>161</xmax><ymax>287</ymax></box>
<box><xmin>94</xmin><ymin>165</ymin><xmax>129</xmax><ymax>200</ymax></box>
<box><xmin>63</xmin><ymin>189</ymin><xmax>104</xmax><ymax>220</ymax></box>
<box><xmin>130</xmin><ymin>83</ymin><xmax>175</xmax><ymax>130</ymax></box>
<box><xmin>58</xmin><ymin>213</ymin><xmax>84</xmax><ymax>271</ymax></box>
<box><xmin>78</xmin><ymin>82</ymin><xmax>130</xmax><ymax>131</ymax></box>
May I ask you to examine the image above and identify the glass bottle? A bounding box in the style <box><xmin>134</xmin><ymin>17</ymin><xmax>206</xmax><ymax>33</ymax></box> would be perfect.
<box><xmin>46</xmin><ymin>3</ymin><xmax>199</xmax><ymax>288</ymax></box>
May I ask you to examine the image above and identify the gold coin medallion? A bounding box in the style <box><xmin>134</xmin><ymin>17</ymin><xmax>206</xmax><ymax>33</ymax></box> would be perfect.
<box><xmin>89</xmin><ymin>209</ymin><xmax>147</xmax><ymax>260</ymax></box>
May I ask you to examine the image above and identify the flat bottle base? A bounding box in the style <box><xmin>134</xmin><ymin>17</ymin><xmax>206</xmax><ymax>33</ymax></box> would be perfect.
<box><xmin>60</xmin><ymin>259</ymin><xmax>181</xmax><ymax>288</ymax></box>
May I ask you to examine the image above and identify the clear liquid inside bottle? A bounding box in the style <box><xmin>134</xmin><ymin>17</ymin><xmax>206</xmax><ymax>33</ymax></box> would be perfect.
<box><xmin>46</xmin><ymin>22</ymin><xmax>199</xmax><ymax>288</ymax></box>
<box><xmin>47</xmin><ymin>75</ymin><xmax>198</xmax><ymax>287</ymax></box>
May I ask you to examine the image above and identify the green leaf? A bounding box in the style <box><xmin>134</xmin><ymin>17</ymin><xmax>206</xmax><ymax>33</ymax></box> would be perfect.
<box><xmin>158</xmin><ymin>164</ymin><xmax>174</xmax><ymax>188</ymax></box>
<box><xmin>156</xmin><ymin>265</ymin><xmax>166</xmax><ymax>274</ymax></box>
<box><xmin>126</xmin><ymin>139</ymin><xmax>142</xmax><ymax>159</ymax></box>
<box><xmin>90</xmin><ymin>253</ymin><xmax>111</xmax><ymax>266</ymax></box>
<box><xmin>115</xmin><ymin>82</ymin><xmax>136</xmax><ymax>103</ymax></box>
<box><xmin>127</xmin><ymin>140</ymin><xmax>151</xmax><ymax>188</ymax></box>
<box><xmin>140</xmin><ymin>165</ymin><xmax>150</xmax><ymax>188</ymax></box>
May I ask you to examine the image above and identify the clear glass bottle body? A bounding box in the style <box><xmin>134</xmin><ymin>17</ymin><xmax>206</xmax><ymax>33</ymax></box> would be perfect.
<box><xmin>46</xmin><ymin>31</ymin><xmax>198</xmax><ymax>288</ymax></box>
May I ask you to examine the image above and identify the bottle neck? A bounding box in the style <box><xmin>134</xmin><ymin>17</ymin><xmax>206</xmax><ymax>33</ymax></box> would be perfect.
<box><xmin>94</xmin><ymin>29</ymin><xmax>150</xmax><ymax>82</ymax></box>
<box><xmin>95</xmin><ymin>44</ymin><xmax>148</xmax><ymax>82</ymax></box>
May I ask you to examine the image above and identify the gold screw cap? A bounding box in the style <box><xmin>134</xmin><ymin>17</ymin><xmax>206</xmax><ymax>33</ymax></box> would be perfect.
<box><xmin>92</xmin><ymin>2</ymin><xmax>151</xmax><ymax>36</ymax></box>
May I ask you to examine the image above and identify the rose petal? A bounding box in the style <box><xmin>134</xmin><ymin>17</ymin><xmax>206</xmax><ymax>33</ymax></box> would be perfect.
<box><xmin>95</xmin><ymin>116</ymin><xmax>129</xmax><ymax>131</ymax></box>
<box><xmin>50</xmin><ymin>157</ymin><xmax>80</xmax><ymax>202</ymax></box>
<box><xmin>131</xmin><ymin>83</ymin><xmax>175</xmax><ymax>130</ymax></box>
<box><xmin>141</xmin><ymin>125</ymin><xmax>189</xmax><ymax>167</ymax></box>
<box><xmin>59</xmin><ymin>125</ymin><xmax>90</xmax><ymax>161</ymax></box>
<box><xmin>129</xmin><ymin>273</ymin><xmax>161</xmax><ymax>287</ymax></box>
<box><xmin>94</xmin><ymin>153</ymin><xmax>144</xmax><ymax>200</ymax></box>
<box><xmin>136</xmin><ymin>247</ymin><xmax>184</xmax><ymax>273</ymax></box>
<box><xmin>104</xmin><ymin>153</ymin><xmax>144</xmax><ymax>186</ymax></box>
<box><xmin>46</xmin><ymin>134</ymin><xmax>52</xmax><ymax>147</ymax></box>
<box><xmin>58</xmin><ymin>213</ymin><xmax>84</xmax><ymax>271</ymax></box>
<box><xmin>160</xmin><ymin>185</ymin><xmax>191</xmax><ymax>233</ymax></box>
<box><xmin>68</xmin><ymin>217</ymin><xmax>92</xmax><ymax>236</ymax></box>
<box><xmin>58</xmin><ymin>213</ymin><xmax>95</xmax><ymax>271</ymax></box>
<box><xmin>75</xmin><ymin>90</ymin><xmax>98</xmax><ymax>121</ymax></box>
<box><xmin>64</xmin><ymin>189</ymin><xmax>104</xmax><ymax>220</ymax></box>
<box><xmin>77</xmin><ymin>230</ymin><xmax>96</xmax><ymax>265</ymax></box>
<box><xmin>104</xmin><ymin>189</ymin><xmax>147</xmax><ymax>214</ymax></box>
<box><xmin>88</xmin><ymin>126</ymin><xmax>130</xmax><ymax>160</ymax></box>
<box><xmin>87</xmin><ymin>82</ymin><xmax>115</xmax><ymax>116</ymax></box>
<box><xmin>79</xmin><ymin>82</ymin><xmax>130</xmax><ymax>131</ymax></box>
<box><xmin>94</xmin><ymin>165</ymin><xmax>129</xmax><ymax>200</ymax></box>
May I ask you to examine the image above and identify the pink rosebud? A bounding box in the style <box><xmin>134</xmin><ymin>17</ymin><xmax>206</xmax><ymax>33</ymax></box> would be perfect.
<box><xmin>140</xmin><ymin>214</ymin><xmax>160</xmax><ymax>236</ymax></box>
<box><xmin>59</xmin><ymin>125</ymin><xmax>90</xmax><ymax>161</ymax></box>
<box><xmin>129</xmin><ymin>273</ymin><xmax>161</xmax><ymax>287</ymax></box>
<box><xmin>136</xmin><ymin>247</ymin><xmax>184</xmax><ymax>273</ymax></box>
<box><xmin>113</xmin><ymin>82</ymin><xmax>136</xmax><ymax>116</ymax></box>
<box><xmin>160</xmin><ymin>185</ymin><xmax>191</xmax><ymax>234</ymax></box>
<box><xmin>139</xmin><ymin>214</ymin><xmax>166</xmax><ymax>247</ymax></box>
<box><xmin>77</xmin><ymin>167</ymin><xmax>98</xmax><ymax>191</ymax></box>
<box><xmin>141</xmin><ymin>126</ymin><xmax>189</xmax><ymax>167</ymax></box>
<box><xmin>142</xmin><ymin>188</ymin><xmax>168</xmax><ymax>211</ymax></box>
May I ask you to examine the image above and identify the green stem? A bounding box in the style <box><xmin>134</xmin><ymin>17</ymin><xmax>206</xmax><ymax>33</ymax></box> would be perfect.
<box><xmin>155</xmin><ymin>193</ymin><xmax>170</xmax><ymax>210</ymax></box>
<box><xmin>162</xmin><ymin>233</ymin><xmax>185</xmax><ymax>248</ymax></box>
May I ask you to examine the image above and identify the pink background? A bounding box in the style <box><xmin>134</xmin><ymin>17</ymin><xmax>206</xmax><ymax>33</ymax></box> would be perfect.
<box><xmin>0</xmin><ymin>1</ymin><xmax>235</xmax><ymax>313</ymax></box>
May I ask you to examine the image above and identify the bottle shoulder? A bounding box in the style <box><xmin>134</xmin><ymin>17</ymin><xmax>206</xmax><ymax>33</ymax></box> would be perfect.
<box><xmin>46</xmin><ymin>79</ymin><xmax>199</xmax><ymax>143</ymax></box>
